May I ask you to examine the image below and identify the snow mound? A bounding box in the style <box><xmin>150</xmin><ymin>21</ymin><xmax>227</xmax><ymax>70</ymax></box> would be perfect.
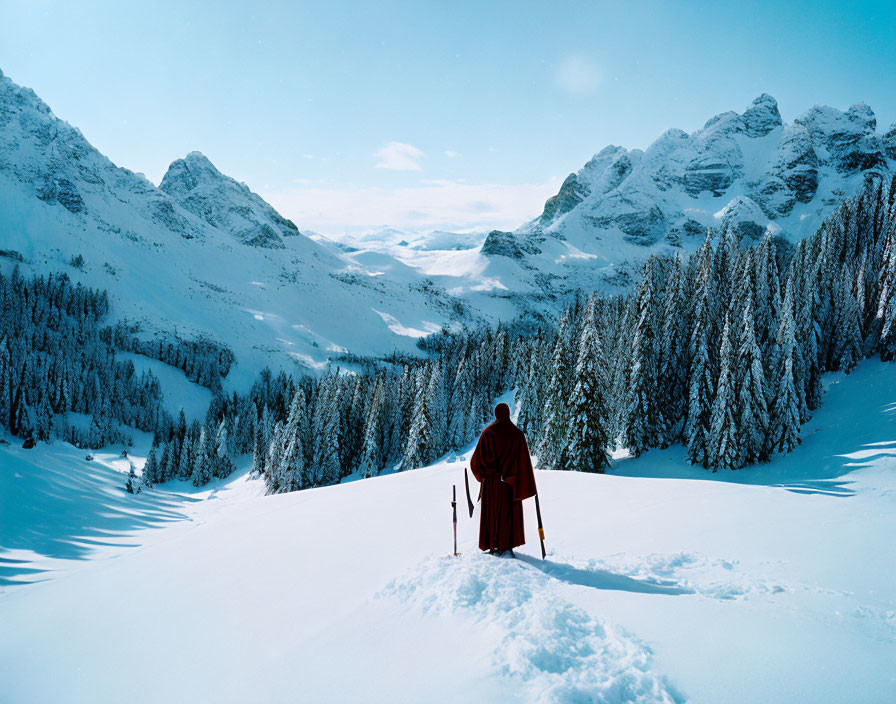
<box><xmin>382</xmin><ymin>553</ymin><xmax>683</xmax><ymax>704</ymax></box>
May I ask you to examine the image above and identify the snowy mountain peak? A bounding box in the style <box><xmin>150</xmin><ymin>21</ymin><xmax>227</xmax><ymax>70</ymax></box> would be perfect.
<box><xmin>0</xmin><ymin>68</ymin><xmax>470</xmax><ymax>379</ymax></box>
<box><xmin>160</xmin><ymin>151</ymin><xmax>299</xmax><ymax>249</ymax></box>
<box><xmin>505</xmin><ymin>93</ymin><xmax>893</xmax><ymax>295</ymax></box>
<box><xmin>884</xmin><ymin>123</ymin><xmax>896</xmax><ymax>160</ymax></box>
<box><xmin>742</xmin><ymin>93</ymin><xmax>782</xmax><ymax>137</ymax></box>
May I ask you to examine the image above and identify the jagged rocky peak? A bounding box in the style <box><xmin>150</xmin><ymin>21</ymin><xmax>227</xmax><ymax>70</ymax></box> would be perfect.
<box><xmin>717</xmin><ymin>196</ymin><xmax>768</xmax><ymax>242</ymax></box>
<box><xmin>160</xmin><ymin>151</ymin><xmax>300</xmax><ymax>249</ymax></box>
<box><xmin>523</xmin><ymin>93</ymin><xmax>893</xmax><ymax>285</ymax></box>
<box><xmin>0</xmin><ymin>68</ymin><xmax>209</xmax><ymax>240</ymax></box>
<box><xmin>794</xmin><ymin>102</ymin><xmax>886</xmax><ymax>172</ymax></box>
<box><xmin>742</xmin><ymin>93</ymin><xmax>783</xmax><ymax>137</ymax></box>
<box><xmin>539</xmin><ymin>173</ymin><xmax>589</xmax><ymax>223</ymax></box>
<box><xmin>481</xmin><ymin>230</ymin><xmax>541</xmax><ymax>259</ymax></box>
<box><xmin>162</xmin><ymin>151</ymin><xmax>221</xmax><ymax>191</ymax></box>
<box><xmin>884</xmin><ymin>123</ymin><xmax>896</xmax><ymax>161</ymax></box>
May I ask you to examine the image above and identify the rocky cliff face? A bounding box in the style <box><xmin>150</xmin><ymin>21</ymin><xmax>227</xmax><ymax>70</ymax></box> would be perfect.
<box><xmin>160</xmin><ymin>152</ymin><xmax>300</xmax><ymax>249</ymax></box>
<box><xmin>0</xmin><ymin>69</ymin><xmax>209</xmax><ymax>240</ymax></box>
<box><xmin>489</xmin><ymin>94</ymin><xmax>894</xmax><ymax>293</ymax></box>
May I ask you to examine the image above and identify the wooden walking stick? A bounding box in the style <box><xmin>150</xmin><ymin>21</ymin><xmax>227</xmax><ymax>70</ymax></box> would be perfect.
<box><xmin>452</xmin><ymin>484</ymin><xmax>458</xmax><ymax>557</ymax></box>
<box><xmin>534</xmin><ymin>493</ymin><xmax>546</xmax><ymax>559</ymax></box>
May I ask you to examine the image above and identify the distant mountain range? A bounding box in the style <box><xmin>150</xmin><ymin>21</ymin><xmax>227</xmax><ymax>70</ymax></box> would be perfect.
<box><xmin>0</xmin><ymin>69</ymin><xmax>474</xmax><ymax>384</ymax></box>
<box><xmin>479</xmin><ymin>93</ymin><xmax>894</xmax><ymax>291</ymax></box>
<box><xmin>1</xmin><ymin>67</ymin><xmax>893</xmax><ymax>377</ymax></box>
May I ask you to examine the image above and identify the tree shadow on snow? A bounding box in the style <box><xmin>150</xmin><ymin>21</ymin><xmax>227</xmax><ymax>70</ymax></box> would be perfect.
<box><xmin>0</xmin><ymin>443</ymin><xmax>197</xmax><ymax>586</ymax></box>
<box><xmin>607</xmin><ymin>362</ymin><xmax>896</xmax><ymax>495</ymax></box>
<box><xmin>517</xmin><ymin>554</ymin><xmax>693</xmax><ymax>596</ymax></box>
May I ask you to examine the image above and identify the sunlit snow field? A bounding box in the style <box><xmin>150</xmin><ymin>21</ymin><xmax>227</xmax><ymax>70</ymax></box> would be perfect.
<box><xmin>1</xmin><ymin>361</ymin><xmax>895</xmax><ymax>703</ymax></box>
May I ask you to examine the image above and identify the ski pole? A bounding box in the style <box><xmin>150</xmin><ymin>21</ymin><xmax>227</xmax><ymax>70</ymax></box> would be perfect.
<box><xmin>452</xmin><ymin>484</ymin><xmax>458</xmax><ymax>557</ymax></box>
<box><xmin>534</xmin><ymin>493</ymin><xmax>546</xmax><ymax>559</ymax></box>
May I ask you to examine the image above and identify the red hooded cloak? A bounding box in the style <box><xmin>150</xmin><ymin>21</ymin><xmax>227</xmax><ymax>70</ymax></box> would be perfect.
<box><xmin>470</xmin><ymin>403</ymin><xmax>537</xmax><ymax>552</ymax></box>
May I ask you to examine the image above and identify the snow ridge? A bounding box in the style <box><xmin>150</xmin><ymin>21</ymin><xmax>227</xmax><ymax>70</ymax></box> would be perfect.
<box><xmin>382</xmin><ymin>553</ymin><xmax>684</xmax><ymax>704</ymax></box>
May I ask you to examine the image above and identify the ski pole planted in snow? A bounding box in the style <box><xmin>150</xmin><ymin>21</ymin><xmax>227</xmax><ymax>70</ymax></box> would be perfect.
<box><xmin>534</xmin><ymin>494</ymin><xmax>546</xmax><ymax>559</ymax></box>
<box><xmin>452</xmin><ymin>484</ymin><xmax>458</xmax><ymax>557</ymax></box>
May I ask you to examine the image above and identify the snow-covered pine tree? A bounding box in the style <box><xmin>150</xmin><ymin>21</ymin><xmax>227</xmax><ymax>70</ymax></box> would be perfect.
<box><xmin>311</xmin><ymin>374</ymin><xmax>341</xmax><ymax>485</ymax></box>
<box><xmin>538</xmin><ymin>323</ymin><xmax>572</xmax><ymax>468</ymax></box>
<box><xmin>686</xmin><ymin>240</ymin><xmax>714</xmax><ymax>467</ymax></box>
<box><xmin>563</xmin><ymin>297</ymin><xmax>612</xmax><ymax>472</ymax></box>
<box><xmin>769</xmin><ymin>281</ymin><xmax>802</xmax><ymax>455</ymax></box>
<box><xmin>446</xmin><ymin>359</ymin><xmax>469</xmax><ymax>450</ymax></box>
<box><xmin>834</xmin><ymin>266</ymin><xmax>863</xmax><ymax>373</ymax></box>
<box><xmin>191</xmin><ymin>425</ymin><xmax>212</xmax><ymax>487</ymax></box>
<box><xmin>358</xmin><ymin>376</ymin><xmax>385</xmax><ymax>476</ymax></box>
<box><xmin>276</xmin><ymin>433</ymin><xmax>305</xmax><ymax>493</ymax></box>
<box><xmin>794</xmin><ymin>248</ymin><xmax>825</xmax><ymax>413</ymax></box>
<box><xmin>707</xmin><ymin>316</ymin><xmax>739</xmax><ymax>470</ymax></box>
<box><xmin>754</xmin><ymin>232</ymin><xmax>782</xmax><ymax>360</ymax></box>
<box><xmin>656</xmin><ymin>255</ymin><xmax>688</xmax><ymax>446</ymax></box>
<box><xmin>403</xmin><ymin>367</ymin><xmax>434</xmax><ymax>470</ymax></box>
<box><xmin>142</xmin><ymin>446</ymin><xmax>159</xmax><ymax>487</ymax></box>
<box><xmin>177</xmin><ymin>431</ymin><xmax>193</xmax><ymax>479</ymax></box>
<box><xmin>126</xmin><ymin>460</ymin><xmax>139</xmax><ymax>494</ymax></box>
<box><xmin>622</xmin><ymin>260</ymin><xmax>662</xmax><ymax>456</ymax></box>
<box><xmin>213</xmin><ymin>419</ymin><xmax>235</xmax><ymax>479</ymax></box>
<box><xmin>251</xmin><ymin>429</ymin><xmax>264</xmax><ymax>477</ymax></box>
<box><xmin>514</xmin><ymin>347</ymin><xmax>538</xmax><ymax>438</ymax></box>
<box><xmin>337</xmin><ymin>375</ymin><xmax>365</xmax><ymax>475</ymax></box>
<box><xmin>426</xmin><ymin>361</ymin><xmax>447</xmax><ymax>458</ymax></box>
<box><xmin>736</xmin><ymin>302</ymin><xmax>769</xmax><ymax>465</ymax></box>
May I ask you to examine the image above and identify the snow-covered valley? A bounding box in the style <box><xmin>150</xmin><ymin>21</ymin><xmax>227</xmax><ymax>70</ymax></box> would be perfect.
<box><xmin>2</xmin><ymin>359</ymin><xmax>894</xmax><ymax>704</ymax></box>
<box><xmin>2</xmin><ymin>65</ymin><xmax>894</xmax><ymax>383</ymax></box>
<box><xmin>3</xmin><ymin>38</ymin><xmax>896</xmax><ymax>704</ymax></box>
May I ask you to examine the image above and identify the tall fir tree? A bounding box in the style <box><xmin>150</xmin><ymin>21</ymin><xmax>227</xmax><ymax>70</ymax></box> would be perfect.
<box><xmin>686</xmin><ymin>240</ymin><xmax>714</xmax><ymax>467</ymax></box>
<box><xmin>191</xmin><ymin>426</ymin><xmax>212</xmax><ymax>487</ymax></box>
<box><xmin>657</xmin><ymin>255</ymin><xmax>688</xmax><ymax>446</ymax></box>
<box><xmin>562</xmin><ymin>298</ymin><xmax>612</xmax><ymax>472</ymax></box>
<box><xmin>736</xmin><ymin>302</ymin><xmax>769</xmax><ymax>465</ymax></box>
<box><xmin>622</xmin><ymin>259</ymin><xmax>662</xmax><ymax>456</ymax></box>
<box><xmin>707</xmin><ymin>316</ymin><xmax>739</xmax><ymax>470</ymax></box>
<box><xmin>538</xmin><ymin>324</ymin><xmax>571</xmax><ymax>468</ymax></box>
<box><xmin>403</xmin><ymin>368</ymin><xmax>434</xmax><ymax>470</ymax></box>
<box><xmin>769</xmin><ymin>281</ymin><xmax>803</xmax><ymax>455</ymax></box>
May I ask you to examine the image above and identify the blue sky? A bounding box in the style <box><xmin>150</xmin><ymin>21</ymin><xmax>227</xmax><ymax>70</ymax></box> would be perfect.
<box><xmin>1</xmin><ymin>0</ymin><xmax>894</xmax><ymax>234</ymax></box>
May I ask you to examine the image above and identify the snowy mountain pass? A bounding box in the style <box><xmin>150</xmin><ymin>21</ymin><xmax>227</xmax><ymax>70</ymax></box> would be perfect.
<box><xmin>2</xmin><ymin>360</ymin><xmax>896</xmax><ymax>703</ymax></box>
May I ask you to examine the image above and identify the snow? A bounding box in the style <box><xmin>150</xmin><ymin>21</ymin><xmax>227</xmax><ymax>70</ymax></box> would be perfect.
<box><xmin>4</xmin><ymin>69</ymin><xmax>892</xmax><ymax>388</ymax></box>
<box><xmin>2</xmin><ymin>360</ymin><xmax>896</xmax><ymax>702</ymax></box>
<box><xmin>0</xmin><ymin>70</ymin><xmax>491</xmax><ymax>384</ymax></box>
<box><xmin>117</xmin><ymin>352</ymin><xmax>213</xmax><ymax>420</ymax></box>
<box><xmin>372</xmin><ymin>308</ymin><xmax>442</xmax><ymax>338</ymax></box>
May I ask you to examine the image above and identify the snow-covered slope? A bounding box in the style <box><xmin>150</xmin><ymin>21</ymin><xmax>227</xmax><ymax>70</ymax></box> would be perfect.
<box><xmin>411</xmin><ymin>95</ymin><xmax>894</xmax><ymax>297</ymax></box>
<box><xmin>0</xmin><ymin>69</ymin><xmax>470</xmax><ymax>384</ymax></box>
<box><xmin>2</xmin><ymin>359</ymin><xmax>894</xmax><ymax>703</ymax></box>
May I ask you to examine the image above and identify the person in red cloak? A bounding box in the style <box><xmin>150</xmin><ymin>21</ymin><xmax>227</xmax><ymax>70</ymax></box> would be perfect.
<box><xmin>470</xmin><ymin>402</ymin><xmax>538</xmax><ymax>555</ymax></box>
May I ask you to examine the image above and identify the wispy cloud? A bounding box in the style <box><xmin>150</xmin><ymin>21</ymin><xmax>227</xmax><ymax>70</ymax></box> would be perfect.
<box><xmin>374</xmin><ymin>141</ymin><xmax>427</xmax><ymax>171</ymax></box>
<box><xmin>555</xmin><ymin>55</ymin><xmax>602</xmax><ymax>95</ymax></box>
<box><xmin>263</xmin><ymin>179</ymin><xmax>561</xmax><ymax>234</ymax></box>
<box><xmin>444</xmin><ymin>150</ymin><xmax>459</xmax><ymax>159</ymax></box>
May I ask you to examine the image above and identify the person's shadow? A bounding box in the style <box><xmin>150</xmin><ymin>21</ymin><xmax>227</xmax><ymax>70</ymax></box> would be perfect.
<box><xmin>517</xmin><ymin>553</ymin><xmax>693</xmax><ymax>595</ymax></box>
